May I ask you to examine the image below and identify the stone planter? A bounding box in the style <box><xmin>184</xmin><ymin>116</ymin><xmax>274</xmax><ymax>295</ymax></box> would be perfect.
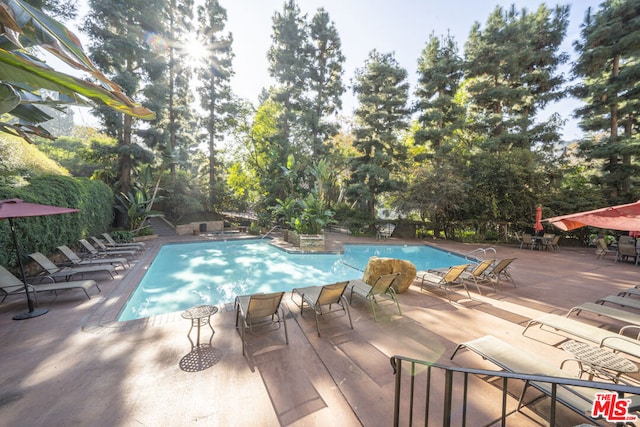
<box><xmin>282</xmin><ymin>229</ymin><xmax>289</xmax><ymax>242</ymax></box>
<box><xmin>289</xmin><ymin>230</ymin><xmax>324</xmax><ymax>250</ymax></box>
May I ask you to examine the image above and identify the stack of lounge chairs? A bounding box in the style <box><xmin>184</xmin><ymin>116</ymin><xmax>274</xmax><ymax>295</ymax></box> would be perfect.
<box><xmin>1</xmin><ymin>233</ymin><xmax>145</xmax><ymax>307</ymax></box>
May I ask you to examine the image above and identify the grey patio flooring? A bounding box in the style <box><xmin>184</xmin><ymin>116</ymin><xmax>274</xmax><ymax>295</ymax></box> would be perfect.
<box><xmin>1</xmin><ymin>232</ymin><xmax>639</xmax><ymax>426</ymax></box>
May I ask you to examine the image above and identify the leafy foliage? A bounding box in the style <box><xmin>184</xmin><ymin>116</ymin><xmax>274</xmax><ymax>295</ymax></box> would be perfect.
<box><xmin>0</xmin><ymin>0</ymin><xmax>155</xmax><ymax>143</ymax></box>
<box><xmin>0</xmin><ymin>174</ymin><xmax>113</xmax><ymax>268</ymax></box>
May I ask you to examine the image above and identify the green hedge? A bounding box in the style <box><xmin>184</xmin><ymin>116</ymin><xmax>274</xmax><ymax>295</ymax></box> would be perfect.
<box><xmin>0</xmin><ymin>175</ymin><xmax>113</xmax><ymax>268</ymax></box>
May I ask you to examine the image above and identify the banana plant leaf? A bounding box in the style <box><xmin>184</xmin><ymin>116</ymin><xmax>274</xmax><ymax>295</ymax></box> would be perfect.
<box><xmin>10</xmin><ymin>103</ymin><xmax>53</xmax><ymax>123</ymax></box>
<box><xmin>0</xmin><ymin>82</ymin><xmax>20</xmax><ymax>114</ymax></box>
<box><xmin>0</xmin><ymin>48</ymin><xmax>155</xmax><ymax>119</ymax></box>
<box><xmin>0</xmin><ymin>121</ymin><xmax>54</xmax><ymax>142</ymax></box>
<box><xmin>2</xmin><ymin>0</ymin><xmax>122</xmax><ymax>92</ymax></box>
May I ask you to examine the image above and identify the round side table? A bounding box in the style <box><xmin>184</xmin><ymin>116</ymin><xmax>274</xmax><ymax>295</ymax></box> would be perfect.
<box><xmin>181</xmin><ymin>305</ymin><xmax>218</xmax><ymax>348</ymax></box>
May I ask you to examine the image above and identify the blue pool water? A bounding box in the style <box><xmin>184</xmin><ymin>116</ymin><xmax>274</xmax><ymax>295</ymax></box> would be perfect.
<box><xmin>118</xmin><ymin>239</ymin><xmax>468</xmax><ymax>321</ymax></box>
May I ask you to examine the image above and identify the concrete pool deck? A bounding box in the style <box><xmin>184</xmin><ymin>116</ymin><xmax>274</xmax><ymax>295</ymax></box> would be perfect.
<box><xmin>1</xmin><ymin>232</ymin><xmax>640</xmax><ymax>426</ymax></box>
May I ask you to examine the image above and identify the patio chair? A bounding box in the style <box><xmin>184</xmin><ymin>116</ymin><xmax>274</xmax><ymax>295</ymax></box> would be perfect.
<box><xmin>57</xmin><ymin>245</ymin><xmax>129</xmax><ymax>270</ymax></box>
<box><xmin>82</xmin><ymin>238</ymin><xmax>138</xmax><ymax>259</ymax></box>
<box><xmin>348</xmin><ymin>273</ymin><xmax>401</xmax><ymax>321</ymax></box>
<box><xmin>0</xmin><ymin>265</ymin><xmax>99</xmax><ymax>302</ymax></box>
<box><xmin>616</xmin><ymin>237</ymin><xmax>639</xmax><ymax>265</ymax></box>
<box><xmin>235</xmin><ymin>291</ymin><xmax>288</xmax><ymax>355</ymax></box>
<box><xmin>484</xmin><ymin>258</ymin><xmax>517</xmax><ymax>290</ymax></box>
<box><xmin>376</xmin><ymin>223</ymin><xmax>395</xmax><ymax>240</ymax></box>
<box><xmin>292</xmin><ymin>281</ymin><xmax>353</xmax><ymax>336</ymax></box>
<box><xmin>101</xmin><ymin>233</ymin><xmax>146</xmax><ymax>250</ymax></box>
<box><xmin>416</xmin><ymin>264</ymin><xmax>469</xmax><ymax>303</ymax></box>
<box><xmin>542</xmin><ymin>234</ymin><xmax>560</xmax><ymax>251</ymax></box>
<box><xmin>28</xmin><ymin>251</ymin><xmax>115</xmax><ymax>281</ymax></box>
<box><xmin>519</xmin><ymin>233</ymin><xmax>533</xmax><ymax>249</ymax></box>
<box><xmin>596</xmin><ymin>238</ymin><xmax>613</xmax><ymax>259</ymax></box>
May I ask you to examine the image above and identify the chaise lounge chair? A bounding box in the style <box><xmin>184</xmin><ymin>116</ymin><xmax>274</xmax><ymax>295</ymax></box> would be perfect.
<box><xmin>483</xmin><ymin>258</ymin><xmax>517</xmax><ymax>290</ymax></box>
<box><xmin>450</xmin><ymin>335</ymin><xmax>640</xmax><ymax>424</ymax></box>
<box><xmin>0</xmin><ymin>265</ymin><xmax>99</xmax><ymax>302</ymax></box>
<box><xmin>29</xmin><ymin>252</ymin><xmax>115</xmax><ymax>281</ymax></box>
<box><xmin>292</xmin><ymin>281</ymin><xmax>353</xmax><ymax>336</ymax></box>
<box><xmin>101</xmin><ymin>233</ymin><xmax>146</xmax><ymax>250</ymax></box>
<box><xmin>79</xmin><ymin>238</ymin><xmax>138</xmax><ymax>259</ymax></box>
<box><xmin>567</xmin><ymin>302</ymin><xmax>640</xmax><ymax>327</ymax></box>
<box><xmin>235</xmin><ymin>291</ymin><xmax>288</xmax><ymax>355</ymax></box>
<box><xmin>522</xmin><ymin>313</ymin><xmax>640</xmax><ymax>359</ymax></box>
<box><xmin>57</xmin><ymin>245</ymin><xmax>129</xmax><ymax>270</ymax></box>
<box><xmin>348</xmin><ymin>273</ymin><xmax>401</xmax><ymax>321</ymax></box>
<box><xmin>416</xmin><ymin>264</ymin><xmax>469</xmax><ymax>303</ymax></box>
<box><xmin>90</xmin><ymin>236</ymin><xmax>140</xmax><ymax>258</ymax></box>
<box><xmin>432</xmin><ymin>259</ymin><xmax>494</xmax><ymax>295</ymax></box>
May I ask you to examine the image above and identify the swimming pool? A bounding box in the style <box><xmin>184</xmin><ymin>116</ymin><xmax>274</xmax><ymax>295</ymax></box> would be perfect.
<box><xmin>118</xmin><ymin>240</ymin><xmax>468</xmax><ymax>321</ymax></box>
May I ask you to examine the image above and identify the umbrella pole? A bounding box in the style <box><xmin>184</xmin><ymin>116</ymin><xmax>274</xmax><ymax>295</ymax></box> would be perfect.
<box><xmin>9</xmin><ymin>218</ymin><xmax>48</xmax><ymax>320</ymax></box>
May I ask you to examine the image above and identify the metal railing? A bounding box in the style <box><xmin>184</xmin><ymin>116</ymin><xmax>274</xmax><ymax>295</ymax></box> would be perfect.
<box><xmin>260</xmin><ymin>224</ymin><xmax>280</xmax><ymax>239</ymax></box>
<box><xmin>390</xmin><ymin>355</ymin><xmax>640</xmax><ymax>427</ymax></box>
<box><xmin>465</xmin><ymin>247</ymin><xmax>497</xmax><ymax>263</ymax></box>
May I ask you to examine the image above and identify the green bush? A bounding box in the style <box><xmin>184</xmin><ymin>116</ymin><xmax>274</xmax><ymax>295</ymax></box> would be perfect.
<box><xmin>0</xmin><ymin>175</ymin><xmax>113</xmax><ymax>268</ymax></box>
<box><xmin>109</xmin><ymin>230</ymin><xmax>135</xmax><ymax>242</ymax></box>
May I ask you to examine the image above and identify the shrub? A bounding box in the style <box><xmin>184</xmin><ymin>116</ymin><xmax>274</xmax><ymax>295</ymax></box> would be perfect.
<box><xmin>0</xmin><ymin>175</ymin><xmax>113</xmax><ymax>268</ymax></box>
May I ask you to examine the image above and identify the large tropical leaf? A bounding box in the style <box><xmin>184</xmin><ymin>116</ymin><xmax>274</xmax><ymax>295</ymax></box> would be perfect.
<box><xmin>0</xmin><ymin>48</ymin><xmax>155</xmax><ymax>119</ymax></box>
<box><xmin>2</xmin><ymin>0</ymin><xmax>121</xmax><ymax>92</ymax></box>
<box><xmin>0</xmin><ymin>81</ymin><xmax>19</xmax><ymax>113</ymax></box>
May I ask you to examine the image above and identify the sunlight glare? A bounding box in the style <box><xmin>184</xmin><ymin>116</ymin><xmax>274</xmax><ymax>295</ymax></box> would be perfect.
<box><xmin>184</xmin><ymin>33</ymin><xmax>207</xmax><ymax>64</ymax></box>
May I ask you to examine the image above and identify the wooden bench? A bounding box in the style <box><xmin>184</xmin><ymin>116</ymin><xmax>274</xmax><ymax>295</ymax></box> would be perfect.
<box><xmin>450</xmin><ymin>335</ymin><xmax>633</xmax><ymax>420</ymax></box>
<box><xmin>567</xmin><ymin>302</ymin><xmax>640</xmax><ymax>326</ymax></box>
<box><xmin>522</xmin><ymin>314</ymin><xmax>640</xmax><ymax>358</ymax></box>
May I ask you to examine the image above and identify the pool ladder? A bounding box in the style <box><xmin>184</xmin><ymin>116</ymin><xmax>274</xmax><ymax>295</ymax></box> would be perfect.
<box><xmin>465</xmin><ymin>247</ymin><xmax>496</xmax><ymax>264</ymax></box>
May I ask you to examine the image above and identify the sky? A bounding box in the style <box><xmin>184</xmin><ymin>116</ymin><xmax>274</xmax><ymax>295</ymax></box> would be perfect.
<box><xmin>73</xmin><ymin>0</ymin><xmax>603</xmax><ymax>140</ymax></box>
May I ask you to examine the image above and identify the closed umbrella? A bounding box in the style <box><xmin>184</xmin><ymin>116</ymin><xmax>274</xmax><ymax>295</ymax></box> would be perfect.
<box><xmin>0</xmin><ymin>199</ymin><xmax>79</xmax><ymax>320</ymax></box>
<box><xmin>534</xmin><ymin>206</ymin><xmax>544</xmax><ymax>233</ymax></box>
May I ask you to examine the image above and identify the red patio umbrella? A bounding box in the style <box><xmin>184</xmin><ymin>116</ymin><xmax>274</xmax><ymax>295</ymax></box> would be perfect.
<box><xmin>534</xmin><ymin>206</ymin><xmax>544</xmax><ymax>233</ymax></box>
<box><xmin>0</xmin><ymin>199</ymin><xmax>79</xmax><ymax>320</ymax></box>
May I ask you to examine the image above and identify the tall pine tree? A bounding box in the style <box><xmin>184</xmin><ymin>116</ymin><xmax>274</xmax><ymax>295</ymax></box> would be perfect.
<box><xmin>414</xmin><ymin>32</ymin><xmax>464</xmax><ymax>162</ymax></box>
<box><xmin>573</xmin><ymin>0</ymin><xmax>640</xmax><ymax>204</ymax></box>
<box><xmin>464</xmin><ymin>4</ymin><xmax>569</xmax><ymax>152</ymax></box>
<box><xmin>306</xmin><ymin>8</ymin><xmax>345</xmax><ymax>158</ymax></box>
<box><xmin>349</xmin><ymin>50</ymin><xmax>409</xmax><ymax>223</ymax></box>
<box><xmin>196</xmin><ymin>0</ymin><xmax>236</xmax><ymax>209</ymax></box>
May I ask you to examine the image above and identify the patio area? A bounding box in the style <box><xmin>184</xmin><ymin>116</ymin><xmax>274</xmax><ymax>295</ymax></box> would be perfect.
<box><xmin>1</xmin><ymin>232</ymin><xmax>639</xmax><ymax>426</ymax></box>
